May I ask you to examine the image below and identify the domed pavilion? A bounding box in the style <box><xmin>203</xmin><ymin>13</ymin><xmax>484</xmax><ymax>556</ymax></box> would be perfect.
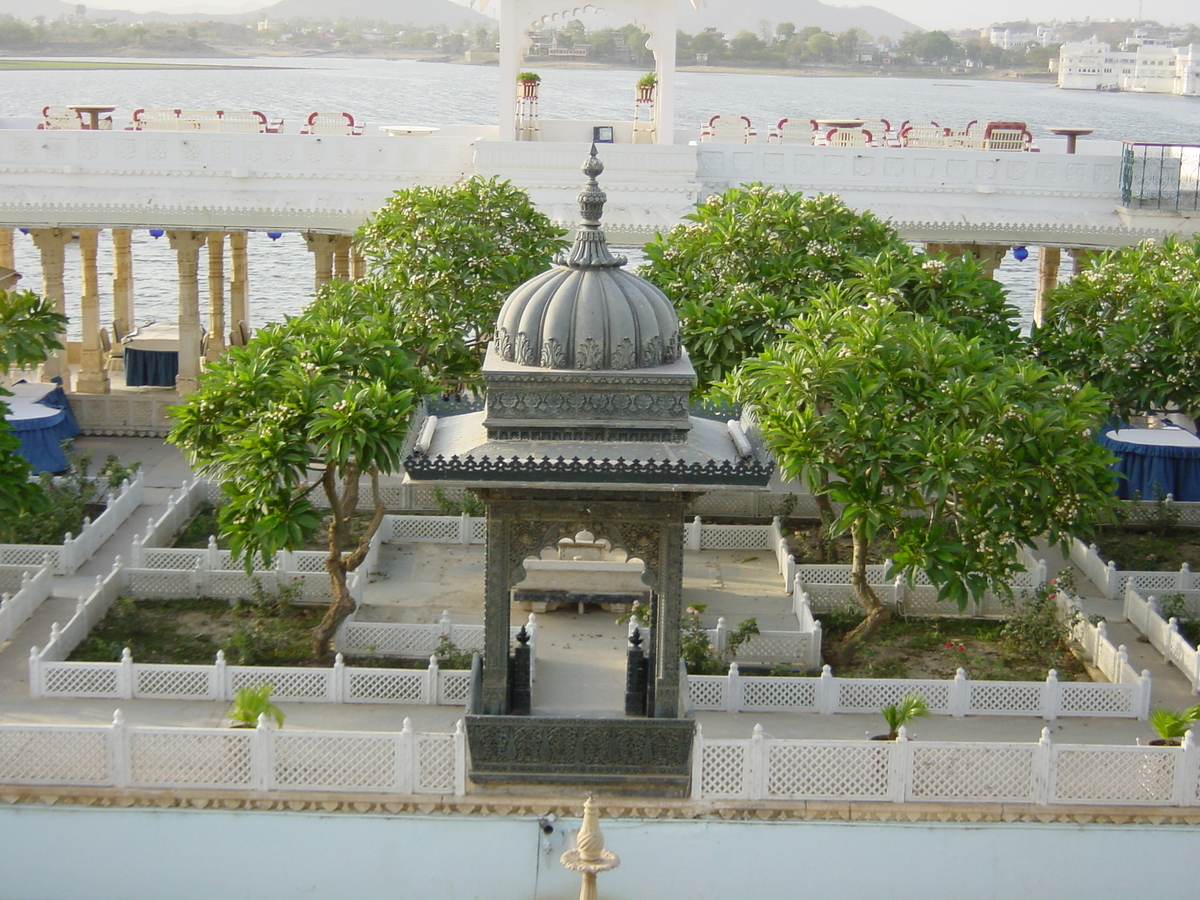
<box><xmin>404</xmin><ymin>148</ymin><xmax>772</xmax><ymax>791</ymax></box>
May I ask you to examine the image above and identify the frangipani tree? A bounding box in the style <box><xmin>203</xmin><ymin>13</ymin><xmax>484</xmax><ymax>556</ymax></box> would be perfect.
<box><xmin>1033</xmin><ymin>236</ymin><xmax>1200</xmax><ymax>422</ymax></box>
<box><xmin>728</xmin><ymin>291</ymin><xmax>1118</xmax><ymax>660</ymax></box>
<box><xmin>0</xmin><ymin>288</ymin><xmax>67</xmax><ymax>522</ymax></box>
<box><xmin>642</xmin><ymin>186</ymin><xmax>1021</xmax><ymax>392</ymax></box>
<box><xmin>168</xmin><ymin>289</ymin><xmax>426</xmax><ymax>656</ymax></box>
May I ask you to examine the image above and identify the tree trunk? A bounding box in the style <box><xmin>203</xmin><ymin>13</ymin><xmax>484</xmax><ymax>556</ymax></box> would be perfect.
<box><xmin>836</xmin><ymin>523</ymin><xmax>891</xmax><ymax>667</ymax></box>
<box><xmin>815</xmin><ymin>492</ymin><xmax>838</xmax><ymax>563</ymax></box>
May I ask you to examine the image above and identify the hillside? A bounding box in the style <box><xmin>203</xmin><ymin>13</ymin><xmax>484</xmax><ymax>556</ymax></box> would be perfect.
<box><xmin>677</xmin><ymin>0</ymin><xmax>920</xmax><ymax>40</ymax></box>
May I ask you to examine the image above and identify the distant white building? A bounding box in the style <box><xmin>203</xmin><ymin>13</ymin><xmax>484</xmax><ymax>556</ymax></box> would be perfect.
<box><xmin>986</xmin><ymin>25</ymin><xmax>1057</xmax><ymax>50</ymax></box>
<box><xmin>1058</xmin><ymin>38</ymin><xmax>1200</xmax><ymax>95</ymax></box>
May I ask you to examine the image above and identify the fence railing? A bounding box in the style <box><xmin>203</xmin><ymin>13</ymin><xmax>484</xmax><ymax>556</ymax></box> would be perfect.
<box><xmin>0</xmin><ymin>711</ymin><xmax>466</xmax><ymax>795</ymax></box>
<box><xmin>692</xmin><ymin>723</ymin><xmax>1200</xmax><ymax>806</ymax></box>
<box><xmin>31</xmin><ymin>648</ymin><xmax>473</xmax><ymax>706</ymax></box>
<box><xmin>0</xmin><ymin>563</ymin><xmax>53</xmax><ymax>647</ymax></box>
<box><xmin>687</xmin><ymin>662</ymin><xmax>1150</xmax><ymax>720</ymax></box>
<box><xmin>0</xmin><ymin>471</ymin><xmax>143</xmax><ymax>574</ymax></box>
<box><xmin>1071</xmin><ymin>537</ymin><xmax>1200</xmax><ymax>601</ymax></box>
<box><xmin>1125</xmin><ymin>584</ymin><xmax>1200</xmax><ymax>693</ymax></box>
<box><xmin>1121</xmin><ymin>142</ymin><xmax>1200</xmax><ymax>211</ymax></box>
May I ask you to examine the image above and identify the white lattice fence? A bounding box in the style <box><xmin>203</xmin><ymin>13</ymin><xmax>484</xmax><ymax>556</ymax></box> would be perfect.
<box><xmin>694</xmin><ymin>727</ymin><xmax>1200</xmax><ymax>806</ymax></box>
<box><xmin>0</xmin><ymin>563</ymin><xmax>52</xmax><ymax>647</ymax></box>
<box><xmin>1125</xmin><ymin>585</ymin><xmax>1200</xmax><ymax>692</ymax></box>
<box><xmin>336</xmin><ymin>611</ymin><xmax>535</xmax><ymax>661</ymax></box>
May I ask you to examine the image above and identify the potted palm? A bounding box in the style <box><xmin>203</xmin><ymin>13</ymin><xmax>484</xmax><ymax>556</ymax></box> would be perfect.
<box><xmin>636</xmin><ymin>71</ymin><xmax>657</xmax><ymax>102</ymax></box>
<box><xmin>226</xmin><ymin>682</ymin><xmax>285</xmax><ymax>728</ymax></box>
<box><xmin>874</xmin><ymin>693</ymin><xmax>929</xmax><ymax>740</ymax></box>
<box><xmin>1147</xmin><ymin>704</ymin><xmax>1200</xmax><ymax>746</ymax></box>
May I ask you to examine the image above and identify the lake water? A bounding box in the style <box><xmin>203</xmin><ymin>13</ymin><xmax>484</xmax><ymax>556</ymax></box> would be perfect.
<box><xmin>4</xmin><ymin>58</ymin><xmax>1197</xmax><ymax>338</ymax></box>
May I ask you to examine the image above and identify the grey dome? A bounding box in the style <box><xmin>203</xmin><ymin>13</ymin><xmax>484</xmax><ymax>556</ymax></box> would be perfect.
<box><xmin>492</xmin><ymin>148</ymin><xmax>682</xmax><ymax>371</ymax></box>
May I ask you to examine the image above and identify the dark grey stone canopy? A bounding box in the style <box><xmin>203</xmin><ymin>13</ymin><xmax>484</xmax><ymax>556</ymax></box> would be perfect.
<box><xmin>493</xmin><ymin>148</ymin><xmax>681</xmax><ymax>371</ymax></box>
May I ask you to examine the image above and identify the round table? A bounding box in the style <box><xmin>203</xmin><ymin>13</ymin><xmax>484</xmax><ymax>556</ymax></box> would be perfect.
<box><xmin>379</xmin><ymin>125</ymin><xmax>441</xmax><ymax>136</ymax></box>
<box><xmin>815</xmin><ymin>119</ymin><xmax>865</xmax><ymax>129</ymax></box>
<box><xmin>1097</xmin><ymin>426</ymin><xmax>1200</xmax><ymax>501</ymax></box>
<box><xmin>68</xmin><ymin>104</ymin><xmax>116</xmax><ymax>130</ymax></box>
<box><xmin>1048</xmin><ymin>126</ymin><xmax>1094</xmax><ymax>154</ymax></box>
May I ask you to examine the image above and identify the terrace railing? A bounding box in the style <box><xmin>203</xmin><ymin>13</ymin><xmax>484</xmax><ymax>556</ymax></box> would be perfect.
<box><xmin>1122</xmin><ymin>142</ymin><xmax>1200</xmax><ymax>211</ymax></box>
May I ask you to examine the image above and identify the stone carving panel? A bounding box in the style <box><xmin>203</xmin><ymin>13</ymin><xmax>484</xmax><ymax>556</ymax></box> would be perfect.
<box><xmin>914</xmin><ymin>159</ymin><xmax>935</xmax><ymax>179</ymax></box>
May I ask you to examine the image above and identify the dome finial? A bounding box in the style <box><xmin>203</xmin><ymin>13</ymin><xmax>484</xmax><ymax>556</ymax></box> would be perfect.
<box><xmin>565</xmin><ymin>146</ymin><xmax>625</xmax><ymax>268</ymax></box>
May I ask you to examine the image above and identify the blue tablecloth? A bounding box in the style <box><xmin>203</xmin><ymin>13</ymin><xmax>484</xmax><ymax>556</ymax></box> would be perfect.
<box><xmin>1097</xmin><ymin>426</ymin><xmax>1200</xmax><ymax>502</ymax></box>
<box><xmin>124</xmin><ymin>347</ymin><xmax>178</xmax><ymax>387</ymax></box>
<box><xmin>3</xmin><ymin>380</ymin><xmax>81</xmax><ymax>473</ymax></box>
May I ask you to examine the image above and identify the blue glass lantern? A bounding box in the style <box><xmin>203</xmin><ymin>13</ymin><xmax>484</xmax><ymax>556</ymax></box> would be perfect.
<box><xmin>1013</xmin><ymin>246</ymin><xmax>1029</xmax><ymax>262</ymax></box>
<box><xmin>149</xmin><ymin>228</ymin><xmax>164</xmax><ymax>239</ymax></box>
<box><xmin>267</xmin><ymin>231</ymin><xmax>282</xmax><ymax>241</ymax></box>
<box><xmin>18</xmin><ymin>227</ymin><xmax>29</xmax><ymax>234</ymax></box>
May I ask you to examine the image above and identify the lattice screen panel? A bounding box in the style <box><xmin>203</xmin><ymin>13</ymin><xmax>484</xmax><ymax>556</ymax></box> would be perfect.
<box><xmin>439</xmin><ymin>672</ymin><xmax>471</xmax><ymax>704</ymax></box>
<box><xmin>1059</xmin><ymin>684</ymin><xmax>1134</xmax><ymax>716</ymax></box>
<box><xmin>273</xmin><ymin>733</ymin><xmax>396</xmax><ymax>790</ymax></box>
<box><xmin>837</xmin><ymin>681</ymin><xmax>951</xmax><ymax>714</ymax></box>
<box><xmin>699</xmin><ymin>742</ymin><xmax>747</xmax><ymax>798</ymax></box>
<box><xmin>685</xmin><ymin>678</ymin><xmax>726</xmax><ymax>710</ymax></box>
<box><xmin>42</xmin><ymin>664</ymin><xmax>119</xmax><ymax>698</ymax></box>
<box><xmin>128</xmin><ymin>570</ymin><xmax>195</xmax><ymax>599</ymax></box>
<box><xmin>767</xmin><ymin>743</ymin><xmax>891</xmax><ymax>799</ymax></box>
<box><xmin>737</xmin><ymin>632</ymin><xmax>811</xmax><ymax>663</ymax></box>
<box><xmin>135</xmin><ymin>665</ymin><xmax>213</xmax><ymax>699</ymax></box>
<box><xmin>0</xmin><ymin>728</ymin><xmax>108</xmax><ymax>784</ymax></box>
<box><xmin>0</xmin><ymin>547</ymin><xmax>60</xmax><ymax>568</ymax></box>
<box><xmin>1052</xmin><ymin>747</ymin><xmax>1176</xmax><ymax>803</ymax></box>
<box><xmin>908</xmin><ymin>745</ymin><xmax>1035</xmax><ymax>801</ymax></box>
<box><xmin>739</xmin><ymin>677</ymin><xmax>817</xmax><ymax>711</ymax></box>
<box><xmin>968</xmin><ymin>683</ymin><xmax>1042</xmax><ymax>716</ymax></box>
<box><xmin>346</xmin><ymin>669</ymin><xmax>425</xmax><ymax>703</ymax></box>
<box><xmin>128</xmin><ymin>730</ymin><xmax>252</xmax><ymax>788</ymax></box>
<box><xmin>290</xmin><ymin>553</ymin><xmax>327</xmax><ymax>573</ymax></box>
<box><xmin>229</xmin><ymin>668</ymin><xmax>330</xmax><ymax>701</ymax></box>
<box><xmin>416</xmin><ymin>735</ymin><xmax>458</xmax><ymax>793</ymax></box>
<box><xmin>391</xmin><ymin>517</ymin><xmax>462</xmax><ymax>543</ymax></box>
<box><xmin>139</xmin><ymin>548</ymin><xmax>203</xmax><ymax>570</ymax></box>
<box><xmin>699</xmin><ymin>525</ymin><xmax>771</xmax><ymax>550</ymax></box>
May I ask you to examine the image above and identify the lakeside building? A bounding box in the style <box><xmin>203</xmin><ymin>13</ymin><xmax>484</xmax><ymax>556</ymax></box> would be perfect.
<box><xmin>1058</xmin><ymin>37</ymin><xmax>1200</xmax><ymax>95</ymax></box>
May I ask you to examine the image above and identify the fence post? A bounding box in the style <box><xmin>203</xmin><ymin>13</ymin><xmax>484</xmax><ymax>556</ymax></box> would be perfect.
<box><xmin>109</xmin><ymin>709</ymin><xmax>129</xmax><ymax>789</ymax></box>
<box><xmin>526</xmin><ymin>613</ymin><xmax>538</xmax><ymax>681</ymax></box>
<box><xmin>398</xmin><ymin>717</ymin><xmax>414</xmax><ymax>794</ymax></box>
<box><xmin>214</xmin><ymin>650</ymin><xmax>228</xmax><ymax>701</ymax></box>
<box><xmin>1032</xmin><ymin>727</ymin><xmax>1052</xmax><ymax>804</ymax></box>
<box><xmin>726</xmin><ymin>662</ymin><xmax>740</xmax><ymax>713</ymax></box>
<box><xmin>459</xmin><ymin>512</ymin><xmax>471</xmax><ymax>546</ymax></box>
<box><xmin>130</xmin><ymin>532</ymin><xmax>144</xmax><ymax>568</ymax></box>
<box><xmin>1180</xmin><ymin>563</ymin><xmax>1191</xmax><ymax>591</ymax></box>
<box><xmin>1137</xmin><ymin>670</ymin><xmax>1153</xmax><ymax>721</ymax></box>
<box><xmin>333</xmin><ymin>652</ymin><xmax>345</xmax><ymax>703</ymax></box>
<box><xmin>748</xmin><ymin>724</ymin><xmax>768</xmax><ymax>801</ymax></box>
<box><xmin>426</xmin><ymin>655</ymin><xmax>439</xmax><ymax>705</ymax></box>
<box><xmin>819</xmin><ymin>665</ymin><xmax>836</xmax><ymax>715</ymax></box>
<box><xmin>810</xmin><ymin>620</ymin><xmax>823</xmax><ymax>669</ymax></box>
<box><xmin>1034</xmin><ymin>558</ymin><xmax>1047</xmax><ymax>589</ymax></box>
<box><xmin>119</xmin><ymin>647</ymin><xmax>134</xmax><ymax>700</ymax></box>
<box><xmin>253</xmin><ymin>714</ymin><xmax>273</xmax><ymax>791</ymax></box>
<box><xmin>714</xmin><ymin>617</ymin><xmax>727</xmax><ymax>655</ymax></box>
<box><xmin>687</xmin><ymin>516</ymin><xmax>702</xmax><ymax>552</ymax></box>
<box><xmin>1105</xmin><ymin>561</ymin><xmax>1118</xmax><ymax>600</ymax></box>
<box><xmin>194</xmin><ymin>558</ymin><xmax>206</xmax><ymax>601</ymax></box>
<box><xmin>453</xmin><ymin>719</ymin><xmax>467</xmax><ymax>796</ymax></box>
<box><xmin>61</xmin><ymin>532</ymin><xmax>76</xmax><ymax>576</ymax></box>
<box><xmin>890</xmin><ymin>727</ymin><xmax>910</xmax><ymax>802</ymax></box>
<box><xmin>206</xmin><ymin>535</ymin><xmax>220</xmax><ymax>571</ymax></box>
<box><xmin>1043</xmin><ymin>669</ymin><xmax>1060</xmax><ymax>721</ymax></box>
<box><xmin>1117</xmin><ymin>645</ymin><xmax>1132</xmax><ymax>681</ymax></box>
<box><xmin>952</xmin><ymin>667</ymin><xmax>969</xmax><ymax>717</ymax></box>
<box><xmin>691</xmin><ymin>723</ymin><xmax>705</xmax><ymax>800</ymax></box>
<box><xmin>28</xmin><ymin>645</ymin><xmax>41</xmax><ymax>698</ymax></box>
<box><xmin>1167</xmin><ymin>618</ymin><xmax>1183</xmax><ymax>665</ymax></box>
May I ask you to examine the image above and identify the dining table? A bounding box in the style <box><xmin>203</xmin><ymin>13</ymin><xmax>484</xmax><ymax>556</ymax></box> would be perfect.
<box><xmin>68</xmin><ymin>104</ymin><xmax>117</xmax><ymax>130</ymax></box>
<box><xmin>3</xmin><ymin>379</ymin><xmax>80</xmax><ymax>472</ymax></box>
<box><xmin>122</xmin><ymin>323</ymin><xmax>181</xmax><ymax>388</ymax></box>
<box><xmin>1097</xmin><ymin>425</ymin><xmax>1200</xmax><ymax>502</ymax></box>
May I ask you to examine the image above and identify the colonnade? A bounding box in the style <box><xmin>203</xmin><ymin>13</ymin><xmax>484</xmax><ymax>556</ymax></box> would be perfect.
<box><xmin>1</xmin><ymin>226</ymin><xmax>360</xmax><ymax>396</ymax></box>
<box><xmin>924</xmin><ymin>242</ymin><xmax>1101</xmax><ymax>326</ymax></box>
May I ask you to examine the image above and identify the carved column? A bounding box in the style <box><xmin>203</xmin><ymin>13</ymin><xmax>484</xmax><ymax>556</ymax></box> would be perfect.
<box><xmin>482</xmin><ymin>507</ymin><xmax>515</xmax><ymax>715</ymax></box>
<box><xmin>111</xmin><ymin>228</ymin><xmax>134</xmax><ymax>333</ymax></box>
<box><xmin>229</xmin><ymin>231</ymin><xmax>248</xmax><ymax>338</ymax></box>
<box><xmin>1034</xmin><ymin>246</ymin><xmax>1062</xmax><ymax>326</ymax></box>
<box><xmin>333</xmin><ymin>235</ymin><xmax>352</xmax><ymax>281</ymax></box>
<box><xmin>1069</xmin><ymin>247</ymin><xmax>1099</xmax><ymax>275</ymax></box>
<box><xmin>29</xmin><ymin>228</ymin><xmax>69</xmax><ymax>382</ymax></box>
<box><xmin>304</xmin><ymin>232</ymin><xmax>337</xmax><ymax>291</ymax></box>
<box><xmin>0</xmin><ymin>227</ymin><xmax>14</xmax><ymax>269</ymax></box>
<box><xmin>75</xmin><ymin>229</ymin><xmax>109</xmax><ymax>394</ymax></box>
<box><xmin>350</xmin><ymin>248</ymin><xmax>366</xmax><ymax>281</ymax></box>
<box><xmin>652</xmin><ymin>515</ymin><xmax>685</xmax><ymax>718</ymax></box>
<box><xmin>167</xmin><ymin>230</ymin><xmax>206</xmax><ymax>394</ymax></box>
<box><xmin>206</xmin><ymin>232</ymin><xmax>226</xmax><ymax>361</ymax></box>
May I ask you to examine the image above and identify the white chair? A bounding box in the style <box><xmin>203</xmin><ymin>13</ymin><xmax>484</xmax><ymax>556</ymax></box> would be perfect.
<box><xmin>768</xmin><ymin>117</ymin><xmax>817</xmax><ymax>145</ymax></box>
<box><xmin>301</xmin><ymin>112</ymin><xmax>363</xmax><ymax>136</ymax></box>
<box><xmin>38</xmin><ymin>106</ymin><xmax>83</xmax><ymax>130</ymax></box>
<box><xmin>825</xmin><ymin>127</ymin><xmax>873</xmax><ymax>148</ymax></box>
<box><xmin>983</xmin><ymin>121</ymin><xmax>1035</xmax><ymax>152</ymax></box>
<box><xmin>899</xmin><ymin>123</ymin><xmax>948</xmax><ymax>149</ymax></box>
<box><xmin>700</xmin><ymin>114</ymin><xmax>754</xmax><ymax>144</ymax></box>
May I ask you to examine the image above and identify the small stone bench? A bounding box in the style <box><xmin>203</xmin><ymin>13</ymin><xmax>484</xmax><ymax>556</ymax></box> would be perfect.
<box><xmin>513</xmin><ymin>559</ymin><xmax>649</xmax><ymax>613</ymax></box>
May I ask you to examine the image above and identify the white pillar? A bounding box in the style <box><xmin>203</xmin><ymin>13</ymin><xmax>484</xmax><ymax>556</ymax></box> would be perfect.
<box><xmin>76</xmin><ymin>228</ymin><xmax>109</xmax><ymax>393</ymax></box>
<box><xmin>167</xmin><ymin>230</ymin><xmax>206</xmax><ymax>395</ymax></box>
<box><xmin>206</xmin><ymin>232</ymin><xmax>226</xmax><ymax>361</ymax></box>
<box><xmin>29</xmin><ymin>228</ymin><xmax>69</xmax><ymax>382</ymax></box>
<box><xmin>498</xmin><ymin>0</ymin><xmax>519</xmax><ymax>142</ymax></box>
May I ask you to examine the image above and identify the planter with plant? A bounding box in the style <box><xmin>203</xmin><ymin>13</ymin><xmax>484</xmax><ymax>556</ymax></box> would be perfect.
<box><xmin>226</xmin><ymin>682</ymin><xmax>285</xmax><ymax>729</ymax></box>
<box><xmin>874</xmin><ymin>692</ymin><xmax>929</xmax><ymax>740</ymax></box>
<box><xmin>517</xmin><ymin>71</ymin><xmax>541</xmax><ymax>98</ymax></box>
<box><xmin>1147</xmin><ymin>704</ymin><xmax>1200</xmax><ymax>746</ymax></box>
<box><xmin>636</xmin><ymin>71</ymin><xmax>656</xmax><ymax>101</ymax></box>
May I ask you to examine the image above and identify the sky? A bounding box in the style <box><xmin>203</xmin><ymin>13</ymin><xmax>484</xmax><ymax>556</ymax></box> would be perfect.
<box><xmin>87</xmin><ymin>0</ymin><xmax>1198</xmax><ymax>33</ymax></box>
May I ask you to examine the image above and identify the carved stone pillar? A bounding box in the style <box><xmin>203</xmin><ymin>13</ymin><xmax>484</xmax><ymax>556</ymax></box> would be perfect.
<box><xmin>229</xmin><ymin>231</ymin><xmax>248</xmax><ymax>336</ymax></box>
<box><xmin>29</xmin><ymin>228</ymin><xmax>69</xmax><ymax>382</ymax></box>
<box><xmin>924</xmin><ymin>243</ymin><xmax>1008</xmax><ymax>278</ymax></box>
<box><xmin>206</xmin><ymin>232</ymin><xmax>226</xmax><ymax>361</ymax></box>
<box><xmin>75</xmin><ymin>229</ymin><xmax>109</xmax><ymax>394</ymax></box>
<box><xmin>350</xmin><ymin>248</ymin><xmax>366</xmax><ymax>281</ymax></box>
<box><xmin>111</xmin><ymin>228</ymin><xmax>135</xmax><ymax>333</ymax></box>
<box><xmin>1069</xmin><ymin>247</ymin><xmax>1099</xmax><ymax>275</ymax></box>
<box><xmin>1034</xmin><ymin>246</ymin><xmax>1062</xmax><ymax>326</ymax></box>
<box><xmin>651</xmin><ymin>516</ymin><xmax>684</xmax><ymax>718</ymax></box>
<box><xmin>333</xmin><ymin>235</ymin><xmax>352</xmax><ymax>281</ymax></box>
<box><xmin>304</xmin><ymin>232</ymin><xmax>337</xmax><ymax>291</ymax></box>
<box><xmin>0</xmin><ymin>227</ymin><xmax>14</xmax><ymax>269</ymax></box>
<box><xmin>167</xmin><ymin>230</ymin><xmax>206</xmax><ymax>394</ymax></box>
<box><xmin>482</xmin><ymin>506</ymin><xmax>515</xmax><ymax>715</ymax></box>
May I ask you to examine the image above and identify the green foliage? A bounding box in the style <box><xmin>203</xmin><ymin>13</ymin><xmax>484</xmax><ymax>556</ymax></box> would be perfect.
<box><xmin>880</xmin><ymin>692</ymin><xmax>929</xmax><ymax>739</ymax></box>
<box><xmin>728</xmin><ymin>292</ymin><xmax>1118</xmax><ymax>615</ymax></box>
<box><xmin>353</xmin><ymin>177</ymin><xmax>567</xmax><ymax>391</ymax></box>
<box><xmin>641</xmin><ymin>187</ymin><xmax>1020</xmax><ymax>393</ymax></box>
<box><xmin>516</xmin><ymin>70</ymin><xmax>540</xmax><ymax>83</ymax></box>
<box><xmin>0</xmin><ymin>451</ymin><xmax>138</xmax><ymax>545</ymax></box>
<box><xmin>1033</xmin><ymin>236</ymin><xmax>1200</xmax><ymax>420</ymax></box>
<box><xmin>636</xmin><ymin>71</ymin><xmax>657</xmax><ymax>87</ymax></box>
<box><xmin>431</xmin><ymin>487</ymin><xmax>484</xmax><ymax>517</ymax></box>
<box><xmin>226</xmin><ymin>682</ymin><xmax>284</xmax><ymax>728</ymax></box>
<box><xmin>434</xmin><ymin>635</ymin><xmax>474</xmax><ymax>669</ymax></box>
<box><xmin>725</xmin><ymin>617</ymin><xmax>761</xmax><ymax>657</ymax></box>
<box><xmin>1160</xmin><ymin>593</ymin><xmax>1200</xmax><ymax>647</ymax></box>
<box><xmin>681</xmin><ymin>603</ymin><xmax>724</xmax><ymax>674</ymax></box>
<box><xmin>1148</xmin><ymin>706</ymin><xmax>1198</xmax><ymax>744</ymax></box>
<box><xmin>1000</xmin><ymin>581</ymin><xmax>1080</xmax><ymax>669</ymax></box>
